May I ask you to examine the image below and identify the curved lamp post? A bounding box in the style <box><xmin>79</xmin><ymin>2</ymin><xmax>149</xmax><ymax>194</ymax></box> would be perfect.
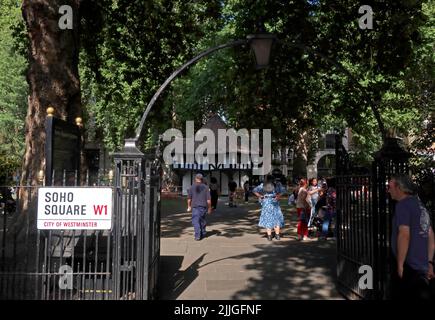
<box><xmin>131</xmin><ymin>33</ymin><xmax>276</xmax><ymax>150</ymax></box>
<box><xmin>120</xmin><ymin>32</ymin><xmax>385</xmax><ymax>155</ymax></box>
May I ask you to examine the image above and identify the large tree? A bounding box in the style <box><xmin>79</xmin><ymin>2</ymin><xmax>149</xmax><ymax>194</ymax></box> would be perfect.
<box><xmin>7</xmin><ymin>0</ymin><xmax>83</xmax><ymax>250</ymax></box>
<box><xmin>21</xmin><ymin>0</ymin><xmax>82</xmax><ymax>187</ymax></box>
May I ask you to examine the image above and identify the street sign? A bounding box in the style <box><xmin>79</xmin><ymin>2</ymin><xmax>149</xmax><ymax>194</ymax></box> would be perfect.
<box><xmin>37</xmin><ymin>187</ymin><xmax>112</xmax><ymax>230</ymax></box>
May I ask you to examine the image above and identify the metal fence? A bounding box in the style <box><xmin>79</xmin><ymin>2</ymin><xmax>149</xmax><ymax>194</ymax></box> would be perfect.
<box><xmin>0</xmin><ymin>170</ymin><xmax>115</xmax><ymax>300</ymax></box>
<box><xmin>1</xmin><ymin>141</ymin><xmax>161</xmax><ymax>300</ymax></box>
<box><xmin>335</xmin><ymin>136</ymin><xmax>435</xmax><ymax>300</ymax></box>
<box><xmin>336</xmin><ymin>174</ymin><xmax>375</xmax><ymax>299</ymax></box>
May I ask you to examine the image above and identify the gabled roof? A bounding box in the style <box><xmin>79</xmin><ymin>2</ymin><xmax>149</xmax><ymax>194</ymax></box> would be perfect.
<box><xmin>179</xmin><ymin>114</ymin><xmax>249</xmax><ymax>155</ymax></box>
<box><xmin>201</xmin><ymin>114</ymin><xmax>228</xmax><ymax>134</ymax></box>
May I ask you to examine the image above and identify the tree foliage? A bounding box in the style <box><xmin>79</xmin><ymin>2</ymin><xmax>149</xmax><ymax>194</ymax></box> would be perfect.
<box><xmin>162</xmin><ymin>0</ymin><xmax>433</xmax><ymax>165</ymax></box>
<box><xmin>2</xmin><ymin>0</ymin><xmax>433</xmax><ymax>174</ymax></box>
<box><xmin>0</xmin><ymin>0</ymin><xmax>28</xmax><ymax>178</ymax></box>
<box><xmin>79</xmin><ymin>0</ymin><xmax>223</xmax><ymax>150</ymax></box>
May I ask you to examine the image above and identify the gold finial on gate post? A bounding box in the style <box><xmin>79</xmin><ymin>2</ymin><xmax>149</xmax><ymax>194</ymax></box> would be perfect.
<box><xmin>37</xmin><ymin>170</ymin><xmax>44</xmax><ymax>185</ymax></box>
<box><xmin>46</xmin><ymin>106</ymin><xmax>55</xmax><ymax>117</ymax></box>
<box><xmin>75</xmin><ymin>117</ymin><xmax>83</xmax><ymax>128</ymax></box>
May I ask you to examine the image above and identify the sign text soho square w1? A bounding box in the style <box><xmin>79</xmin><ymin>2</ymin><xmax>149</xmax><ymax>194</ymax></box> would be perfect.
<box><xmin>37</xmin><ymin>187</ymin><xmax>113</xmax><ymax>230</ymax></box>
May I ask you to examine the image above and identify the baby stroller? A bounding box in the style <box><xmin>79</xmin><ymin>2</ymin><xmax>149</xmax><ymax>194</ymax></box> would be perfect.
<box><xmin>308</xmin><ymin>206</ymin><xmax>334</xmax><ymax>239</ymax></box>
<box><xmin>308</xmin><ymin>194</ymin><xmax>335</xmax><ymax>239</ymax></box>
<box><xmin>307</xmin><ymin>206</ymin><xmax>321</xmax><ymax>238</ymax></box>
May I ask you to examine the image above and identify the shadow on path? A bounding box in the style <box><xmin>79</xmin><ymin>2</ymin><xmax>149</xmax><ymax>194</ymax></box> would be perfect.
<box><xmin>158</xmin><ymin>254</ymin><xmax>207</xmax><ymax>299</ymax></box>
<box><xmin>161</xmin><ymin>197</ymin><xmax>287</xmax><ymax>239</ymax></box>
<box><xmin>160</xmin><ymin>197</ymin><xmax>342</xmax><ymax>299</ymax></box>
<box><xmin>230</xmin><ymin>241</ymin><xmax>339</xmax><ymax>299</ymax></box>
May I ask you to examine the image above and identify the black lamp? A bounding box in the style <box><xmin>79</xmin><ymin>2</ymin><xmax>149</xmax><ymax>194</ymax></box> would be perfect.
<box><xmin>247</xmin><ymin>33</ymin><xmax>277</xmax><ymax>69</ymax></box>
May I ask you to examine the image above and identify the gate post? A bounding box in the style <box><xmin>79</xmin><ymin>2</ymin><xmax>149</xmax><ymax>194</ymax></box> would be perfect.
<box><xmin>142</xmin><ymin>148</ymin><xmax>162</xmax><ymax>299</ymax></box>
<box><xmin>112</xmin><ymin>138</ymin><xmax>162</xmax><ymax>300</ymax></box>
<box><xmin>371</xmin><ymin>135</ymin><xmax>410</xmax><ymax>299</ymax></box>
<box><xmin>139</xmin><ymin>136</ymin><xmax>163</xmax><ymax>299</ymax></box>
<box><xmin>112</xmin><ymin>139</ymin><xmax>145</xmax><ymax>300</ymax></box>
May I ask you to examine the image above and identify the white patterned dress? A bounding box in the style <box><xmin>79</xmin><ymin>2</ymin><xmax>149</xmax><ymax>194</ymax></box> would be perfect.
<box><xmin>253</xmin><ymin>183</ymin><xmax>285</xmax><ymax>229</ymax></box>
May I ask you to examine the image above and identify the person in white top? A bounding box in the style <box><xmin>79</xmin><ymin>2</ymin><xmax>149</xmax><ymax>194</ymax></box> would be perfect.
<box><xmin>307</xmin><ymin>178</ymin><xmax>321</xmax><ymax>227</ymax></box>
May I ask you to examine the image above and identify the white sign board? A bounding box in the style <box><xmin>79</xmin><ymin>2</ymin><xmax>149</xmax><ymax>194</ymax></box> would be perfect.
<box><xmin>37</xmin><ymin>187</ymin><xmax>112</xmax><ymax>230</ymax></box>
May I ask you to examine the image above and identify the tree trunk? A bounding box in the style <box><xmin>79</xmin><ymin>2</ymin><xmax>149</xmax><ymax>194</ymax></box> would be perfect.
<box><xmin>280</xmin><ymin>145</ymin><xmax>288</xmax><ymax>177</ymax></box>
<box><xmin>21</xmin><ymin>0</ymin><xmax>81</xmax><ymax>187</ymax></box>
<box><xmin>8</xmin><ymin>0</ymin><xmax>82</xmax><ymax>272</ymax></box>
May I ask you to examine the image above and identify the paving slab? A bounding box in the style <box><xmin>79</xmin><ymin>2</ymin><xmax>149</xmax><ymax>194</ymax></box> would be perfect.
<box><xmin>158</xmin><ymin>197</ymin><xmax>344</xmax><ymax>300</ymax></box>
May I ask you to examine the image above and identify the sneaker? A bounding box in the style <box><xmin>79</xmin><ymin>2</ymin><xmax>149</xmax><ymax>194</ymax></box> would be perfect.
<box><xmin>267</xmin><ymin>235</ymin><xmax>273</xmax><ymax>241</ymax></box>
<box><xmin>275</xmin><ymin>234</ymin><xmax>281</xmax><ymax>240</ymax></box>
<box><xmin>297</xmin><ymin>235</ymin><xmax>302</xmax><ymax>241</ymax></box>
<box><xmin>303</xmin><ymin>236</ymin><xmax>309</xmax><ymax>241</ymax></box>
<box><xmin>194</xmin><ymin>237</ymin><xmax>201</xmax><ymax>241</ymax></box>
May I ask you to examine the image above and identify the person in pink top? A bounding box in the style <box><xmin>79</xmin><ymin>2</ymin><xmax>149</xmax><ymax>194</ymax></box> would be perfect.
<box><xmin>295</xmin><ymin>179</ymin><xmax>311</xmax><ymax>240</ymax></box>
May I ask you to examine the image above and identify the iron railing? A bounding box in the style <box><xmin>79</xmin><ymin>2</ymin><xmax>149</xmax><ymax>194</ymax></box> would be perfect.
<box><xmin>335</xmin><ymin>135</ymin><xmax>433</xmax><ymax>300</ymax></box>
<box><xmin>112</xmin><ymin>142</ymin><xmax>162</xmax><ymax>300</ymax></box>
<box><xmin>0</xmin><ymin>169</ymin><xmax>115</xmax><ymax>300</ymax></box>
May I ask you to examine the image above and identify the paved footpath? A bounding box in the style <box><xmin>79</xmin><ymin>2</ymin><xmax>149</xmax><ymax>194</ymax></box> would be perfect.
<box><xmin>158</xmin><ymin>197</ymin><xmax>343</xmax><ymax>300</ymax></box>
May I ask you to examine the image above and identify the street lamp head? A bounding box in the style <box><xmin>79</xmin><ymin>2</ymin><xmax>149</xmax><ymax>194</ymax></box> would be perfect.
<box><xmin>247</xmin><ymin>33</ymin><xmax>277</xmax><ymax>69</ymax></box>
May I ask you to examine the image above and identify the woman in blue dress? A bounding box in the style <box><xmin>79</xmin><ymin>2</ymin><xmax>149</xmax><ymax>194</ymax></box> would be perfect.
<box><xmin>253</xmin><ymin>176</ymin><xmax>285</xmax><ymax>241</ymax></box>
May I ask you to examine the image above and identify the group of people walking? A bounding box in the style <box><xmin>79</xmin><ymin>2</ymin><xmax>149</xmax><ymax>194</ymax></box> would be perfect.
<box><xmin>186</xmin><ymin>173</ymin><xmax>335</xmax><ymax>242</ymax></box>
<box><xmin>294</xmin><ymin>177</ymin><xmax>336</xmax><ymax>241</ymax></box>
<box><xmin>185</xmin><ymin>172</ymin><xmax>434</xmax><ymax>300</ymax></box>
<box><xmin>253</xmin><ymin>176</ymin><xmax>336</xmax><ymax>241</ymax></box>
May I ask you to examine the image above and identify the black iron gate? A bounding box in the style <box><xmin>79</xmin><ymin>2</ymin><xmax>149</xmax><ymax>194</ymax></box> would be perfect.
<box><xmin>112</xmin><ymin>139</ymin><xmax>162</xmax><ymax>300</ymax></box>
<box><xmin>335</xmin><ymin>134</ymin><xmax>434</xmax><ymax>300</ymax></box>
<box><xmin>1</xmin><ymin>170</ymin><xmax>115</xmax><ymax>300</ymax></box>
<box><xmin>0</xmin><ymin>142</ymin><xmax>161</xmax><ymax>300</ymax></box>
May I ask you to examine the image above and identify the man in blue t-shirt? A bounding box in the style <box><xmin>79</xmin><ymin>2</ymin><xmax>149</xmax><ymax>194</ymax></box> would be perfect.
<box><xmin>187</xmin><ymin>173</ymin><xmax>212</xmax><ymax>241</ymax></box>
<box><xmin>388</xmin><ymin>174</ymin><xmax>434</xmax><ymax>300</ymax></box>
